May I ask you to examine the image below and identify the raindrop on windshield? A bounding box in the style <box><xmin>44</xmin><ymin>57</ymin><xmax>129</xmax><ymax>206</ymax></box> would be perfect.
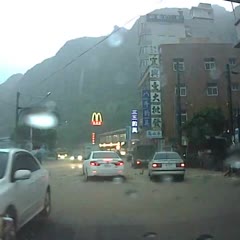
<box><xmin>112</xmin><ymin>177</ymin><xmax>124</xmax><ymax>184</ymax></box>
<box><xmin>161</xmin><ymin>175</ymin><xmax>174</xmax><ymax>183</ymax></box>
<box><xmin>143</xmin><ymin>232</ymin><xmax>157</xmax><ymax>239</ymax></box>
<box><xmin>44</xmin><ymin>100</ymin><xmax>57</xmax><ymax>110</ymax></box>
<box><xmin>107</xmin><ymin>27</ymin><xmax>124</xmax><ymax>47</ymax></box>
<box><xmin>209</xmin><ymin>67</ymin><xmax>221</xmax><ymax>80</ymax></box>
<box><xmin>196</xmin><ymin>234</ymin><xmax>214</xmax><ymax>240</ymax></box>
<box><xmin>125</xmin><ymin>189</ymin><xmax>138</xmax><ymax>198</ymax></box>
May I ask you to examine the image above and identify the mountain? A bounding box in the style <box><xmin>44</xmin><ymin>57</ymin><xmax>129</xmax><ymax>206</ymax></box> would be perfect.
<box><xmin>0</xmin><ymin>5</ymin><xmax>238</xmax><ymax>147</ymax></box>
<box><xmin>0</xmin><ymin>25</ymin><xmax>140</xmax><ymax>146</ymax></box>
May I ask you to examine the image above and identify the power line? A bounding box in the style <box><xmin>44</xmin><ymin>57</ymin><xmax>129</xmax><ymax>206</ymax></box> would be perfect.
<box><xmin>38</xmin><ymin>15</ymin><xmax>139</xmax><ymax>88</ymax></box>
<box><xmin>0</xmin><ymin>15</ymin><xmax>139</xmax><ymax>108</ymax></box>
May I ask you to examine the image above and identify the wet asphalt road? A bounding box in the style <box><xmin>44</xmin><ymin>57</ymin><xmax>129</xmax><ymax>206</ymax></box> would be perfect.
<box><xmin>18</xmin><ymin>160</ymin><xmax>240</xmax><ymax>240</ymax></box>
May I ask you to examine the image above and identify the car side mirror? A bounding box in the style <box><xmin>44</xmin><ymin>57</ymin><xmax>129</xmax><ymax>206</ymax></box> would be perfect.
<box><xmin>14</xmin><ymin>170</ymin><xmax>31</xmax><ymax>181</ymax></box>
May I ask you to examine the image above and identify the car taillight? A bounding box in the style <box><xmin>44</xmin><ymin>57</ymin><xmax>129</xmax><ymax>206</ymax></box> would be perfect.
<box><xmin>152</xmin><ymin>163</ymin><xmax>162</xmax><ymax>168</ymax></box>
<box><xmin>176</xmin><ymin>163</ymin><xmax>185</xmax><ymax>168</ymax></box>
<box><xmin>136</xmin><ymin>160</ymin><xmax>141</xmax><ymax>165</ymax></box>
<box><xmin>90</xmin><ymin>161</ymin><xmax>100</xmax><ymax>166</ymax></box>
<box><xmin>116</xmin><ymin>161</ymin><xmax>124</xmax><ymax>166</ymax></box>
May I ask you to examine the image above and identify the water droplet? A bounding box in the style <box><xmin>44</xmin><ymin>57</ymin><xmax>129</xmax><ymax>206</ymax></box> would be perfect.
<box><xmin>196</xmin><ymin>234</ymin><xmax>214</xmax><ymax>240</ymax></box>
<box><xmin>125</xmin><ymin>189</ymin><xmax>138</xmax><ymax>198</ymax></box>
<box><xmin>45</xmin><ymin>101</ymin><xmax>56</xmax><ymax>110</ymax></box>
<box><xmin>162</xmin><ymin>175</ymin><xmax>174</xmax><ymax>183</ymax></box>
<box><xmin>143</xmin><ymin>232</ymin><xmax>157</xmax><ymax>238</ymax></box>
<box><xmin>107</xmin><ymin>33</ymin><xmax>123</xmax><ymax>47</ymax></box>
<box><xmin>112</xmin><ymin>177</ymin><xmax>124</xmax><ymax>184</ymax></box>
<box><xmin>209</xmin><ymin>68</ymin><xmax>221</xmax><ymax>80</ymax></box>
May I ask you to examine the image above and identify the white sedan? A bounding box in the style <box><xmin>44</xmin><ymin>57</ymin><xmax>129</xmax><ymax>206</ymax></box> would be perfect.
<box><xmin>83</xmin><ymin>151</ymin><xmax>124</xmax><ymax>181</ymax></box>
<box><xmin>148</xmin><ymin>151</ymin><xmax>185</xmax><ymax>181</ymax></box>
<box><xmin>0</xmin><ymin>148</ymin><xmax>51</xmax><ymax>240</ymax></box>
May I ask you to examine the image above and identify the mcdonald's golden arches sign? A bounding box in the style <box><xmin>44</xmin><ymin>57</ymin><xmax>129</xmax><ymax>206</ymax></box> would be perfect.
<box><xmin>91</xmin><ymin>112</ymin><xmax>103</xmax><ymax>126</ymax></box>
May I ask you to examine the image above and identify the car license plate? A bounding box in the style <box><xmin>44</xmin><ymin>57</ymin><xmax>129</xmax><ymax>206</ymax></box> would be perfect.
<box><xmin>104</xmin><ymin>164</ymin><xmax>111</xmax><ymax>167</ymax></box>
<box><xmin>164</xmin><ymin>163</ymin><xmax>174</xmax><ymax>168</ymax></box>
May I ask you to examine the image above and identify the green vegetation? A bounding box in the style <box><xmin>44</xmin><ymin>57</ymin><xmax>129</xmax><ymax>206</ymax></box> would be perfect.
<box><xmin>11</xmin><ymin>126</ymin><xmax>57</xmax><ymax>150</ymax></box>
<box><xmin>183</xmin><ymin>107</ymin><xmax>226</xmax><ymax>148</ymax></box>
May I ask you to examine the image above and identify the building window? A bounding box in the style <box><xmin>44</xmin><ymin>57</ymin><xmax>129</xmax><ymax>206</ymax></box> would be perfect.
<box><xmin>207</xmin><ymin>84</ymin><xmax>218</xmax><ymax>96</ymax></box>
<box><xmin>204</xmin><ymin>58</ymin><xmax>216</xmax><ymax>70</ymax></box>
<box><xmin>229</xmin><ymin>57</ymin><xmax>237</xmax><ymax>66</ymax></box>
<box><xmin>173</xmin><ymin>58</ymin><xmax>185</xmax><ymax>71</ymax></box>
<box><xmin>181</xmin><ymin>112</ymin><xmax>188</xmax><ymax>124</ymax></box>
<box><xmin>150</xmin><ymin>46</ymin><xmax>158</xmax><ymax>54</ymax></box>
<box><xmin>232</xmin><ymin>83</ymin><xmax>240</xmax><ymax>91</ymax></box>
<box><xmin>180</xmin><ymin>86</ymin><xmax>187</xmax><ymax>96</ymax></box>
<box><xmin>140</xmin><ymin>59</ymin><xmax>149</xmax><ymax>67</ymax></box>
<box><xmin>140</xmin><ymin>46</ymin><xmax>148</xmax><ymax>55</ymax></box>
<box><xmin>175</xmin><ymin>86</ymin><xmax>187</xmax><ymax>96</ymax></box>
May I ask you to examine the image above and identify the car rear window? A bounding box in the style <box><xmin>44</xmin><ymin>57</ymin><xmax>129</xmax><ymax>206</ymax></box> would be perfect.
<box><xmin>0</xmin><ymin>152</ymin><xmax>8</xmax><ymax>179</ymax></box>
<box><xmin>154</xmin><ymin>152</ymin><xmax>181</xmax><ymax>160</ymax></box>
<box><xmin>92</xmin><ymin>152</ymin><xmax>120</xmax><ymax>159</ymax></box>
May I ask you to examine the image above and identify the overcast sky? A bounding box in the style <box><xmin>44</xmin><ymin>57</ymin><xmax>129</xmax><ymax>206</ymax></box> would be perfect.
<box><xmin>0</xmin><ymin>0</ymin><xmax>238</xmax><ymax>84</ymax></box>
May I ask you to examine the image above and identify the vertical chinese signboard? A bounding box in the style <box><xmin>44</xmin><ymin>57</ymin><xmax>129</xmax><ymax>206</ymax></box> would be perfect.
<box><xmin>148</xmin><ymin>66</ymin><xmax>162</xmax><ymax>138</ymax></box>
<box><xmin>142</xmin><ymin>90</ymin><xmax>151</xmax><ymax>128</ymax></box>
<box><xmin>131</xmin><ymin>110</ymin><xmax>138</xmax><ymax>134</ymax></box>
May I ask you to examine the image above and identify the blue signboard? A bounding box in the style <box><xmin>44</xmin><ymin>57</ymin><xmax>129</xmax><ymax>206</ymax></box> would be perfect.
<box><xmin>131</xmin><ymin>110</ymin><xmax>138</xmax><ymax>133</ymax></box>
<box><xmin>142</xmin><ymin>90</ymin><xmax>151</xmax><ymax>128</ymax></box>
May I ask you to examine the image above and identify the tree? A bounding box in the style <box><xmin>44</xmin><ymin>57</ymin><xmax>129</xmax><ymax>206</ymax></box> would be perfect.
<box><xmin>183</xmin><ymin>107</ymin><xmax>226</xmax><ymax>149</ymax></box>
<box><xmin>11</xmin><ymin>126</ymin><xmax>57</xmax><ymax>150</ymax></box>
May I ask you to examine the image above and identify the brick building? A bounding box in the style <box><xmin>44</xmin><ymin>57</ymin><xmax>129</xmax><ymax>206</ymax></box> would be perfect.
<box><xmin>139</xmin><ymin>42</ymin><xmax>240</xmax><ymax>148</ymax></box>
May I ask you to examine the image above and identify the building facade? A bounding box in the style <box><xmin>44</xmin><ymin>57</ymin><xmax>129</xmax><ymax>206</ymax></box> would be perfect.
<box><xmin>137</xmin><ymin>3</ymin><xmax>224</xmax><ymax>77</ymax></box>
<box><xmin>225</xmin><ymin>0</ymin><xmax>240</xmax><ymax>48</ymax></box>
<box><xmin>139</xmin><ymin>43</ymin><xmax>240</xmax><ymax>147</ymax></box>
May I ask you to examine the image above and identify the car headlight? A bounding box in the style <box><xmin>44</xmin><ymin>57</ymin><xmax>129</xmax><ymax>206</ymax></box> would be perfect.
<box><xmin>65</xmin><ymin>154</ymin><xmax>67</xmax><ymax>157</ymax></box>
<box><xmin>58</xmin><ymin>154</ymin><xmax>60</xmax><ymax>157</ymax></box>
<box><xmin>70</xmin><ymin>156</ymin><xmax>74</xmax><ymax>161</ymax></box>
<box><xmin>78</xmin><ymin>155</ymin><xmax>83</xmax><ymax>160</ymax></box>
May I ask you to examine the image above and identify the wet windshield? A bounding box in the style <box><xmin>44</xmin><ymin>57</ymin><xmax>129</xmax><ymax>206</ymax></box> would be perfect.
<box><xmin>154</xmin><ymin>152</ymin><xmax>181</xmax><ymax>160</ymax></box>
<box><xmin>92</xmin><ymin>152</ymin><xmax>120</xmax><ymax>159</ymax></box>
<box><xmin>1</xmin><ymin>0</ymin><xmax>240</xmax><ymax>239</ymax></box>
<box><xmin>0</xmin><ymin>152</ymin><xmax>8</xmax><ymax>179</ymax></box>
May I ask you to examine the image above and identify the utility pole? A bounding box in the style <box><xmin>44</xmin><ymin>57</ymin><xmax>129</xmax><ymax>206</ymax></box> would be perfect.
<box><xmin>15</xmin><ymin>92</ymin><xmax>20</xmax><ymax>128</ymax></box>
<box><xmin>238</xmin><ymin>107</ymin><xmax>240</xmax><ymax>144</ymax></box>
<box><xmin>176</xmin><ymin>61</ymin><xmax>182</xmax><ymax>148</ymax></box>
<box><xmin>226</xmin><ymin>64</ymin><xmax>234</xmax><ymax>143</ymax></box>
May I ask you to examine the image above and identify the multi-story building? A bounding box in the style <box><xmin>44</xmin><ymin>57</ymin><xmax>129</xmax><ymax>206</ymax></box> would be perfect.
<box><xmin>137</xmin><ymin>3</ymin><xmax>221</xmax><ymax>77</ymax></box>
<box><xmin>138</xmin><ymin>10</ymin><xmax>186</xmax><ymax>76</ymax></box>
<box><xmin>225</xmin><ymin>0</ymin><xmax>240</xmax><ymax>48</ymax></box>
<box><xmin>137</xmin><ymin>2</ymin><xmax>240</xmax><ymax>148</ymax></box>
<box><xmin>138</xmin><ymin>42</ymin><xmax>240</xmax><ymax>147</ymax></box>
